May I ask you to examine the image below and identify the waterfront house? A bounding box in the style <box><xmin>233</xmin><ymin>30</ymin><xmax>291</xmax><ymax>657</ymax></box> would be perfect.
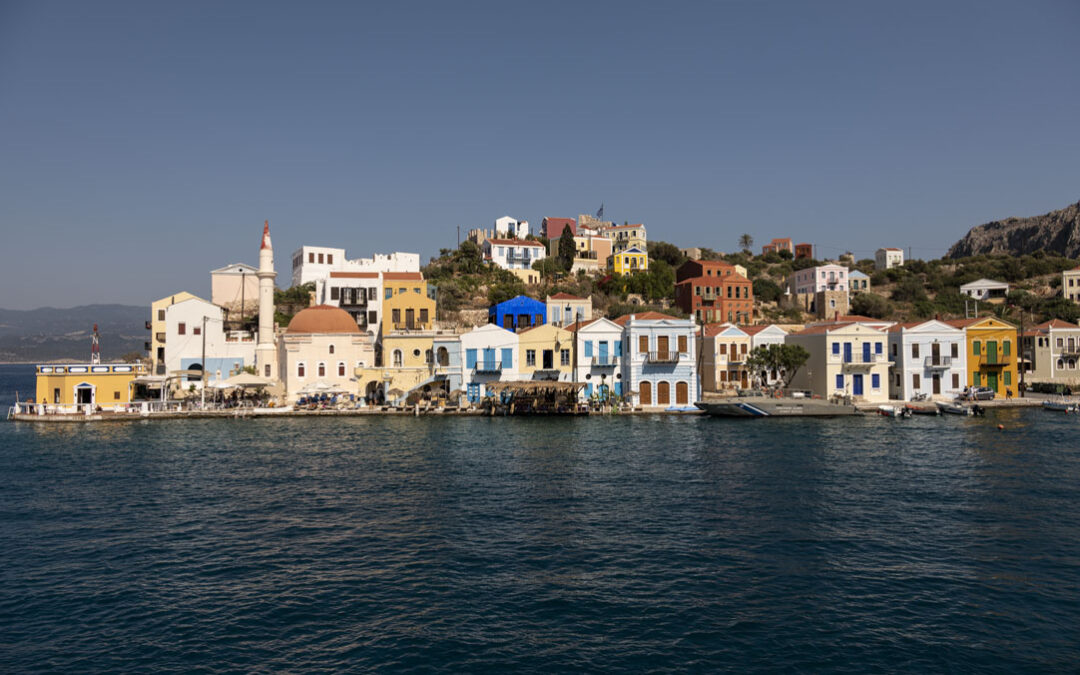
<box><xmin>489</xmin><ymin>295</ymin><xmax>546</xmax><ymax>331</ymax></box>
<box><xmin>163</xmin><ymin>297</ymin><xmax>256</xmax><ymax>388</ymax></box>
<box><xmin>1062</xmin><ymin>267</ymin><xmax>1080</xmax><ymax>302</ymax></box>
<box><xmin>570</xmin><ymin>317</ymin><xmax>625</xmax><ymax>401</ymax></box>
<box><xmin>1021</xmin><ymin>319</ymin><xmax>1080</xmax><ymax>387</ymax></box>
<box><xmin>460</xmin><ymin>324</ymin><xmax>520</xmax><ymax>403</ymax></box>
<box><xmin>616</xmin><ymin>312</ymin><xmax>698</xmax><ymax>408</ymax></box>
<box><xmin>702</xmin><ymin>324</ymin><xmax>751</xmax><ymax>391</ymax></box>
<box><xmin>35</xmin><ymin>362</ymin><xmax>146</xmax><ymax>411</ymax></box>
<box><xmin>432</xmin><ymin>334</ymin><xmax>464</xmax><ymax>398</ymax></box>
<box><xmin>149</xmin><ymin>291</ymin><xmax>199</xmax><ymax>375</ymax></box>
<box><xmin>517</xmin><ymin>323</ymin><xmax>574</xmax><ymax>382</ymax></box>
<box><xmin>742</xmin><ymin>324</ymin><xmax>789</xmax><ymax>386</ymax></box>
<box><xmin>875</xmin><ymin>247</ymin><xmax>904</xmax><ymax>270</ymax></box>
<box><xmin>601</xmin><ymin>223</ymin><xmax>648</xmax><ymax>255</ymax></box>
<box><xmin>612</xmin><ymin>246</ymin><xmax>649</xmax><ymax>275</ymax></box>
<box><xmin>280</xmin><ymin>305</ymin><xmax>374</xmax><ymax>403</ymax></box>
<box><xmin>674</xmin><ymin>259</ymin><xmax>754</xmax><ymax>325</ymax></box>
<box><xmin>787</xmin><ymin>322</ymin><xmax>891</xmax><ymax>402</ymax></box>
<box><xmin>381</xmin><ymin>273</ymin><xmax>436</xmax><ymax>336</ymax></box>
<box><xmin>788</xmin><ymin>264</ymin><xmax>850</xmax><ymax>295</ymax></box>
<box><xmin>959</xmin><ymin>279</ymin><xmax>1009</xmax><ymax>303</ymax></box>
<box><xmin>546</xmin><ymin>292</ymin><xmax>592</xmax><ymax>327</ymax></box>
<box><xmin>945</xmin><ymin>316</ymin><xmax>1019</xmax><ymax>395</ymax></box>
<box><xmin>289</xmin><ymin>245</ymin><xmax>419</xmax><ymax>289</ymax></box>
<box><xmin>886</xmin><ymin>320</ymin><xmax>967</xmax><ymax>400</ymax></box>
<box><xmin>321</xmin><ymin>271</ymin><xmax>381</xmax><ymax>332</ymax></box>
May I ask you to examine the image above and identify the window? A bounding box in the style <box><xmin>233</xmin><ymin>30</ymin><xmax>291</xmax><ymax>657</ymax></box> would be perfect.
<box><xmin>951</xmin><ymin>342</ymin><xmax>958</xmax><ymax>358</ymax></box>
<box><xmin>309</xmin><ymin>252</ymin><xmax>314</xmax><ymax>263</ymax></box>
<box><xmin>1004</xmin><ymin>371</ymin><xmax>1012</xmax><ymax>385</ymax></box>
<box><xmin>974</xmin><ymin>372</ymin><xmax>981</xmax><ymax>386</ymax></box>
<box><xmin>1003</xmin><ymin>340</ymin><xmax>1010</xmax><ymax>356</ymax></box>
<box><xmin>836</xmin><ymin>374</ymin><xmax>844</xmax><ymax>389</ymax></box>
<box><xmin>327</xmin><ymin>254</ymin><xmax>333</xmax><ymax>264</ymax></box>
<box><xmin>338</xmin><ymin>362</ymin><xmax>346</xmax><ymax>377</ymax></box>
<box><xmin>420</xmin><ymin>309</ymin><xmax>429</xmax><ymax>324</ymax></box>
<box><xmin>157</xmin><ymin>309</ymin><xmax>165</xmax><ymax>321</ymax></box>
<box><xmin>526</xmin><ymin>350</ymin><xmax>536</xmax><ymax>367</ymax></box>
<box><xmin>178</xmin><ymin>322</ymin><xmax>186</xmax><ymax>335</ymax></box>
<box><xmin>393</xmin><ymin>350</ymin><xmax>403</xmax><ymax>367</ymax></box>
<box><xmin>952</xmin><ymin>373</ymin><xmax>960</xmax><ymax>389</ymax></box>
<box><xmin>1057</xmin><ymin>337</ymin><xmax>1064</xmax><ymax>348</ymax></box>
<box><xmin>331</xmin><ymin>287</ymin><xmax>339</xmax><ymax>300</ymax></box>
<box><xmin>584</xmin><ymin>341</ymin><xmax>593</xmax><ymax>358</ymax></box>
<box><xmin>318</xmin><ymin>362</ymin><xmax>326</xmax><ymax>377</ymax></box>
<box><xmin>912</xmin><ymin>343</ymin><xmax>919</xmax><ymax>359</ymax></box>
<box><xmin>368</xmin><ymin>311</ymin><xmax>377</xmax><ymax>324</ymax></box>
<box><xmin>875</xmin><ymin>342</ymin><xmax>882</xmax><ymax>354</ymax></box>
<box><xmin>298</xmin><ymin>362</ymin><xmax>305</xmax><ymax>378</ymax></box>
<box><xmin>265</xmin><ymin>364</ymin><xmax>271</xmax><ymax>377</ymax></box>
<box><xmin>913</xmin><ymin>373</ymin><xmax>920</xmax><ymax>389</ymax></box>
<box><xmin>561</xmin><ymin>349</ymin><xmax>570</xmax><ymax>366</ymax></box>
<box><xmin>193</xmin><ymin>326</ymin><xmax>201</xmax><ymax>336</ymax></box>
<box><xmin>973</xmin><ymin>341</ymin><xmax>981</xmax><ymax>356</ymax></box>
<box><xmin>466</xmin><ymin>349</ymin><xmax>477</xmax><ymax>369</ymax></box>
<box><xmin>872</xmin><ymin>374</ymin><xmax>880</xmax><ymax>389</ymax></box>
<box><xmin>639</xmin><ymin>335</ymin><xmax>649</xmax><ymax>353</ymax></box>
<box><xmin>720</xmin><ymin>343</ymin><xmax>727</xmax><ymax>355</ymax></box>
<box><xmin>392</xmin><ymin>309</ymin><xmax>401</xmax><ymax>324</ymax></box>
<box><xmin>891</xmin><ymin>343</ymin><xmax>897</xmax><ymax>356</ymax></box>
<box><xmin>678</xmin><ymin>335</ymin><xmax>688</xmax><ymax>353</ymax></box>
<box><xmin>832</xmin><ymin>342</ymin><xmax>840</xmax><ymax>355</ymax></box>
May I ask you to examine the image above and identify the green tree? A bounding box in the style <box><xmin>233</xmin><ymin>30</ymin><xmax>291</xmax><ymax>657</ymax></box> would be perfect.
<box><xmin>532</xmin><ymin>257</ymin><xmax>564</xmax><ymax>279</ymax></box>
<box><xmin>557</xmin><ymin>224</ymin><xmax>576</xmax><ymax>270</ymax></box>
<box><xmin>850</xmin><ymin>292</ymin><xmax>894</xmax><ymax>319</ymax></box>
<box><xmin>647</xmin><ymin>240</ymin><xmax>686</xmax><ymax>267</ymax></box>
<box><xmin>738</xmin><ymin>233</ymin><xmax>754</xmax><ymax>253</ymax></box>
<box><xmin>752</xmin><ymin>277</ymin><xmax>783</xmax><ymax>303</ymax></box>
<box><xmin>745</xmin><ymin>343</ymin><xmax>810</xmax><ymax>387</ymax></box>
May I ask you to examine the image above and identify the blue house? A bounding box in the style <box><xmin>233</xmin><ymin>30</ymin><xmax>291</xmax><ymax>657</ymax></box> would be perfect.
<box><xmin>489</xmin><ymin>295</ymin><xmax>547</xmax><ymax>332</ymax></box>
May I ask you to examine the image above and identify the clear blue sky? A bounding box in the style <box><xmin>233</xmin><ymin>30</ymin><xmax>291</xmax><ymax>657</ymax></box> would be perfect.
<box><xmin>1</xmin><ymin>0</ymin><xmax>1078</xmax><ymax>309</ymax></box>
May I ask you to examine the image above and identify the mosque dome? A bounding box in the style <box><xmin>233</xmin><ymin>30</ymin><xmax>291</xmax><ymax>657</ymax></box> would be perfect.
<box><xmin>286</xmin><ymin>305</ymin><xmax>361</xmax><ymax>334</ymax></box>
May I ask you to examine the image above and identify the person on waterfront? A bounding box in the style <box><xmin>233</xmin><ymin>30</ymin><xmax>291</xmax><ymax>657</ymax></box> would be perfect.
<box><xmin>1006</xmin><ymin>388</ymin><xmax>1013</xmax><ymax>400</ymax></box>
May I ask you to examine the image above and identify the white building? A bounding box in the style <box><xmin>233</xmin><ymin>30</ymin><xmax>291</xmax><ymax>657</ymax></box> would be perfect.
<box><xmin>1063</xmin><ymin>267</ymin><xmax>1080</xmax><ymax>302</ymax></box>
<box><xmin>875</xmin><ymin>247</ymin><xmax>904</xmax><ymax>270</ymax></box>
<box><xmin>494</xmin><ymin>216</ymin><xmax>529</xmax><ymax>239</ymax></box>
<box><xmin>572</xmin><ymin>317</ymin><xmax>625</xmax><ymax>401</ymax></box>
<box><xmin>788</xmin><ymin>264</ymin><xmax>849</xmax><ymax>295</ymax></box>
<box><xmin>163</xmin><ymin>297</ymin><xmax>255</xmax><ymax>386</ymax></box>
<box><xmin>742</xmin><ymin>324</ymin><xmax>789</xmax><ymax>386</ymax></box>
<box><xmin>886</xmin><ymin>320</ymin><xmax>967</xmax><ymax>400</ymax></box>
<box><xmin>460</xmin><ymin>324</ymin><xmax>520</xmax><ymax>404</ymax></box>
<box><xmin>290</xmin><ymin>246</ymin><xmax>420</xmax><ymax>288</ymax></box>
<box><xmin>278</xmin><ymin>304</ymin><xmax>375</xmax><ymax>402</ymax></box>
<box><xmin>482</xmin><ymin>238</ymin><xmax>546</xmax><ymax>271</ymax></box>
<box><xmin>210</xmin><ymin>263</ymin><xmax>260</xmax><ymax>311</ymax></box>
<box><xmin>318</xmin><ymin>271</ymin><xmax>382</xmax><ymax>333</ymax></box>
<box><xmin>617</xmin><ymin>312</ymin><xmax>698</xmax><ymax>408</ymax></box>
<box><xmin>959</xmin><ymin>278</ymin><xmax>1010</xmax><ymax>302</ymax></box>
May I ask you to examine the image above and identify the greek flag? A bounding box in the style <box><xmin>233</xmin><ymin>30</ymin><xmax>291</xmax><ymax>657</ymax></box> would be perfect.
<box><xmin>596</xmin><ymin>203</ymin><xmax>604</xmax><ymax>218</ymax></box>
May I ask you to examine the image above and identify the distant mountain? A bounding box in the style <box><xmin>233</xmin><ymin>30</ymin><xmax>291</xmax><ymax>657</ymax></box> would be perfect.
<box><xmin>947</xmin><ymin>200</ymin><xmax>1080</xmax><ymax>259</ymax></box>
<box><xmin>0</xmin><ymin>304</ymin><xmax>147</xmax><ymax>362</ymax></box>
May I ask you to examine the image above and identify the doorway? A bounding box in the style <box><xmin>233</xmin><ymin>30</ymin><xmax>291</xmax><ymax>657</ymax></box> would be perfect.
<box><xmin>657</xmin><ymin>381</ymin><xmax>670</xmax><ymax>405</ymax></box>
<box><xmin>640</xmin><ymin>381</ymin><xmax>652</xmax><ymax>405</ymax></box>
<box><xmin>74</xmin><ymin>383</ymin><xmax>94</xmax><ymax>406</ymax></box>
<box><xmin>852</xmin><ymin>374</ymin><xmax>864</xmax><ymax>396</ymax></box>
<box><xmin>932</xmin><ymin>374</ymin><xmax>941</xmax><ymax>395</ymax></box>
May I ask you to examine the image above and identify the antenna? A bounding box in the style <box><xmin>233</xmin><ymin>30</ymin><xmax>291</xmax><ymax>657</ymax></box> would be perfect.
<box><xmin>91</xmin><ymin>324</ymin><xmax>101</xmax><ymax>364</ymax></box>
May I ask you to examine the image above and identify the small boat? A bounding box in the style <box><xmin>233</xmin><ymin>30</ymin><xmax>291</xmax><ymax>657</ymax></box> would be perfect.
<box><xmin>878</xmin><ymin>404</ymin><xmax>911</xmax><ymax>418</ymax></box>
<box><xmin>937</xmin><ymin>401</ymin><xmax>973</xmax><ymax>416</ymax></box>
<box><xmin>1042</xmin><ymin>399</ymin><xmax>1077</xmax><ymax>413</ymax></box>
<box><xmin>905</xmin><ymin>403</ymin><xmax>941</xmax><ymax>416</ymax></box>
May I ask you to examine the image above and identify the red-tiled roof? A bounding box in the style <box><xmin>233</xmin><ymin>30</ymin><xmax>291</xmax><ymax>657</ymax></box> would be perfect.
<box><xmin>703</xmin><ymin>323</ymin><xmax>743</xmax><ymax>337</ymax></box>
<box><xmin>564</xmin><ymin>318</ymin><xmax>599</xmax><ymax>331</ymax></box>
<box><xmin>612</xmin><ymin>311</ymin><xmax>684</xmax><ymax>326</ymax></box>
<box><xmin>487</xmin><ymin>238</ymin><xmax>545</xmax><ymax>247</ymax></box>
<box><xmin>543</xmin><ymin>218</ymin><xmax>577</xmax><ymax>238</ymax></box>
<box><xmin>793</xmin><ymin>322</ymin><xmax>854</xmax><ymax>335</ymax></box>
<box><xmin>943</xmin><ymin>318</ymin><xmax>980</xmax><ymax>328</ymax></box>
<box><xmin>382</xmin><ymin>272</ymin><xmax>424</xmax><ymax>281</ymax></box>
<box><xmin>606</xmin><ymin>223</ymin><xmax>644</xmax><ymax>231</ymax></box>
<box><xmin>549</xmin><ymin>292</ymin><xmax>585</xmax><ymax>300</ymax></box>
<box><xmin>739</xmin><ymin>324</ymin><xmax>786</xmax><ymax>336</ymax></box>
<box><xmin>836</xmin><ymin>314</ymin><xmax>886</xmax><ymax>323</ymax></box>
<box><xmin>329</xmin><ymin>271</ymin><xmax>379</xmax><ymax>279</ymax></box>
<box><xmin>885</xmin><ymin>322</ymin><xmax>922</xmax><ymax>333</ymax></box>
<box><xmin>1034</xmin><ymin>319</ymin><xmax>1080</xmax><ymax>330</ymax></box>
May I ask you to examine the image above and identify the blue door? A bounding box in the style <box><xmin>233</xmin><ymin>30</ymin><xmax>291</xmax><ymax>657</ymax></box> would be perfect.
<box><xmin>843</xmin><ymin>342</ymin><xmax>852</xmax><ymax>363</ymax></box>
<box><xmin>862</xmin><ymin>342</ymin><xmax>871</xmax><ymax>363</ymax></box>
<box><xmin>467</xmin><ymin>383</ymin><xmax>480</xmax><ymax>402</ymax></box>
<box><xmin>853</xmin><ymin>374</ymin><xmax>864</xmax><ymax>396</ymax></box>
<box><xmin>483</xmin><ymin>348</ymin><xmax>495</xmax><ymax>369</ymax></box>
<box><xmin>599</xmin><ymin>341</ymin><xmax>609</xmax><ymax>364</ymax></box>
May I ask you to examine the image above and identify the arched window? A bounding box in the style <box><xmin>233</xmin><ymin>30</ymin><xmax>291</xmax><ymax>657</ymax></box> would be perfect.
<box><xmin>297</xmin><ymin>362</ymin><xmax>305</xmax><ymax>378</ymax></box>
<box><xmin>318</xmin><ymin>362</ymin><xmax>326</xmax><ymax>377</ymax></box>
<box><xmin>338</xmin><ymin>362</ymin><xmax>346</xmax><ymax>377</ymax></box>
<box><xmin>393</xmin><ymin>350</ymin><xmax>403</xmax><ymax>367</ymax></box>
<box><xmin>329</xmin><ymin>344</ymin><xmax>335</xmax><ymax>355</ymax></box>
<box><xmin>264</xmin><ymin>364</ymin><xmax>270</xmax><ymax>377</ymax></box>
<box><xmin>437</xmin><ymin>347</ymin><xmax>449</xmax><ymax>366</ymax></box>
<box><xmin>1070</xmin><ymin>359</ymin><xmax>1077</xmax><ymax>370</ymax></box>
<box><xmin>1058</xmin><ymin>359</ymin><xmax>1065</xmax><ymax>369</ymax></box>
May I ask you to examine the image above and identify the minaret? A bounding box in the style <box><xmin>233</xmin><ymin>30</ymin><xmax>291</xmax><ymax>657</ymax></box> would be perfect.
<box><xmin>256</xmin><ymin>220</ymin><xmax>278</xmax><ymax>380</ymax></box>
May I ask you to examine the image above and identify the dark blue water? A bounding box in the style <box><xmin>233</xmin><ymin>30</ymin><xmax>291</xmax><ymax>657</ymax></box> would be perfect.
<box><xmin>2</xmin><ymin>363</ymin><xmax>1079</xmax><ymax>672</ymax></box>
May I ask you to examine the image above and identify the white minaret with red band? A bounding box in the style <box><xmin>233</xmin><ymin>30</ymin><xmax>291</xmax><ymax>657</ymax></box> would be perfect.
<box><xmin>256</xmin><ymin>220</ymin><xmax>279</xmax><ymax>381</ymax></box>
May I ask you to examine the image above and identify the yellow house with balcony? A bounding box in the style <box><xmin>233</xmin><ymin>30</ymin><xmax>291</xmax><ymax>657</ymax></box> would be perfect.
<box><xmin>612</xmin><ymin>246</ymin><xmax>649</xmax><ymax>276</ymax></box>
<box><xmin>517</xmin><ymin>323</ymin><xmax>574</xmax><ymax>381</ymax></box>
<box><xmin>381</xmin><ymin>272</ymin><xmax>436</xmax><ymax>336</ymax></box>
<box><xmin>946</xmin><ymin>316</ymin><xmax>1019</xmax><ymax>395</ymax></box>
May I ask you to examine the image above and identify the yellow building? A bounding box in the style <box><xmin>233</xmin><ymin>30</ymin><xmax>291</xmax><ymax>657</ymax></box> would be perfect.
<box><xmin>356</xmin><ymin>332</ymin><xmax>439</xmax><ymax>404</ymax></box>
<box><xmin>381</xmin><ymin>272</ymin><xmax>436</xmax><ymax>336</ymax></box>
<box><xmin>612</xmin><ymin>246</ymin><xmax>649</xmax><ymax>276</ymax></box>
<box><xmin>517</xmin><ymin>323</ymin><xmax>574</xmax><ymax>381</ymax></box>
<box><xmin>35</xmin><ymin>362</ymin><xmax>146</xmax><ymax>410</ymax></box>
<box><xmin>150</xmin><ymin>291</ymin><xmax>199</xmax><ymax>375</ymax></box>
<box><xmin>946</xmin><ymin>316</ymin><xmax>1019</xmax><ymax>395</ymax></box>
<box><xmin>603</xmin><ymin>223</ymin><xmax>648</xmax><ymax>254</ymax></box>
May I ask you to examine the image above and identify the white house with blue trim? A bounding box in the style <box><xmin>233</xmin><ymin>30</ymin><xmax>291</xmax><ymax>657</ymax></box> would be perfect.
<box><xmin>886</xmin><ymin>320</ymin><xmax>967</xmax><ymax>401</ymax></box>
<box><xmin>616</xmin><ymin>312</ymin><xmax>699</xmax><ymax>408</ymax></box>
<box><xmin>460</xmin><ymin>324</ymin><xmax>519</xmax><ymax>404</ymax></box>
<box><xmin>786</xmin><ymin>322</ymin><xmax>891</xmax><ymax>402</ymax></box>
<box><xmin>572</xmin><ymin>317</ymin><xmax>626</xmax><ymax>401</ymax></box>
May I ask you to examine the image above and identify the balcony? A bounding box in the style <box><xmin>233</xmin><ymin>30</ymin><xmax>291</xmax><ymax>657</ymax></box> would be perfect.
<box><xmin>982</xmin><ymin>354</ymin><xmax>1011</xmax><ymax>366</ymax></box>
<box><xmin>924</xmin><ymin>355</ymin><xmax>952</xmax><ymax>369</ymax></box>
<box><xmin>591</xmin><ymin>356</ymin><xmax>619</xmax><ymax>367</ymax></box>
<box><xmin>835</xmin><ymin>353</ymin><xmax>887</xmax><ymax>368</ymax></box>
<box><xmin>533</xmin><ymin>369</ymin><xmax>562</xmax><ymax>380</ymax></box>
<box><xmin>646</xmin><ymin>351</ymin><xmax>680</xmax><ymax>364</ymax></box>
<box><xmin>474</xmin><ymin>360</ymin><xmax>503</xmax><ymax>374</ymax></box>
<box><xmin>155</xmin><ymin>332</ymin><xmax>166</xmax><ymax>343</ymax></box>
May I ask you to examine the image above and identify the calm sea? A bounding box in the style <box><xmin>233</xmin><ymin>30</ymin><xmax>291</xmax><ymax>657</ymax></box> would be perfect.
<box><xmin>1</xmin><ymin>363</ymin><xmax>1078</xmax><ymax>672</ymax></box>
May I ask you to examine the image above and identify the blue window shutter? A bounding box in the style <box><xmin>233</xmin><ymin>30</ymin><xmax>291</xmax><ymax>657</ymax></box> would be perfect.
<box><xmin>585</xmin><ymin>341</ymin><xmax>593</xmax><ymax>357</ymax></box>
<box><xmin>836</xmin><ymin>374</ymin><xmax>844</xmax><ymax>389</ymax></box>
<box><xmin>502</xmin><ymin>348</ymin><xmax>513</xmax><ymax>368</ymax></box>
<box><xmin>872</xmin><ymin>374</ymin><xmax>880</xmax><ymax>388</ymax></box>
<box><xmin>615</xmin><ymin>340</ymin><xmax>622</xmax><ymax>357</ymax></box>
<box><xmin>614</xmin><ymin>382</ymin><xmax>622</xmax><ymax>396</ymax></box>
<box><xmin>832</xmin><ymin>342</ymin><xmax>840</xmax><ymax>355</ymax></box>
<box><xmin>875</xmin><ymin>342</ymin><xmax>883</xmax><ymax>354</ymax></box>
<box><xmin>586</xmin><ymin>383</ymin><xmax>593</xmax><ymax>396</ymax></box>
<box><xmin>466</xmin><ymin>349</ymin><xmax>477</xmax><ymax>368</ymax></box>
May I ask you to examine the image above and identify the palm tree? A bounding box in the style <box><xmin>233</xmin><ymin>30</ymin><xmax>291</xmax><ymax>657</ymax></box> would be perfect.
<box><xmin>738</xmin><ymin>234</ymin><xmax>754</xmax><ymax>253</ymax></box>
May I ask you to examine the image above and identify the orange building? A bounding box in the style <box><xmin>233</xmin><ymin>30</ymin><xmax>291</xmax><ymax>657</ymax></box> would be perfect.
<box><xmin>674</xmin><ymin>260</ymin><xmax>754</xmax><ymax>324</ymax></box>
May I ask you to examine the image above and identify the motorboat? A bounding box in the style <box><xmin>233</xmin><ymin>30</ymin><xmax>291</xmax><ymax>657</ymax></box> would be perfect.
<box><xmin>877</xmin><ymin>404</ymin><xmax>912</xmax><ymax>418</ymax></box>
<box><xmin>937</xmin><ymin>401</ymin><xmax>973</xmax><ymax>416</ymax></box>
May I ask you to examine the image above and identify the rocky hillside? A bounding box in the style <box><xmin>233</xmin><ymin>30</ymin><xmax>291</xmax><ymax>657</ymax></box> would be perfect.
<box><xmin>947</xmin><ymin>200</ymin><xmax>1080</xmax><ymax>259</ymax></box>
